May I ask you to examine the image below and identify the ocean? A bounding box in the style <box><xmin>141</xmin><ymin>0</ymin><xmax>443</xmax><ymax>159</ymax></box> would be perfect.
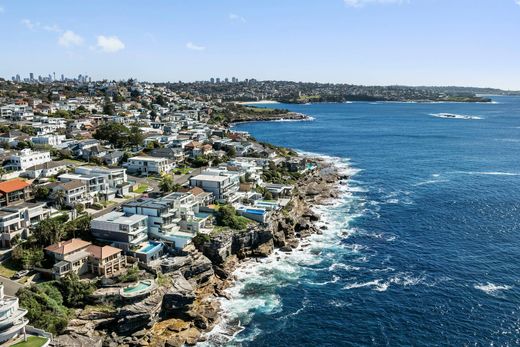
<box><xmin>206</xmin><ymin>96</ymin><xmax>520</xmax><ymax>346</ymax></box>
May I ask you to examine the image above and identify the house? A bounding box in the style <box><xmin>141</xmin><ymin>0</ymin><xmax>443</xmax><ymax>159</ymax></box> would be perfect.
<box><xmin>74</xmin><ymin>166</ymin><xmax>129</xmax><ymax>196</ymax></box>
<box><xmin>178</xmin><ymin>186</ymin><xmax>213</xmax><ymax>206</ymax></box>
<box><xmin>8</xmin><ymin>149</ymin><xmax>51</xmax><ymax>171</ymax></box>
<box><xmin>45</xmin><ymin>238</ymin><xmax>126</xmax><ymax>279</ymax></box>
<box><xmin>90</xmin><ymin>211</ymin><xmax>149</xmax><ymax>251</ymax></box>
<box><xmin>0</xmin><ymin>202</ymin><xmax>50</xmax><ymax>249</ymax></box>
<box><xmin>49</xmin><ymin>180</ymin><xmax>91</xmax><ymax>207</ymax></box>
<box><xmin>126</xmin><ymin>156</ymin><xmax>172</xmax><ymax>175</ymax></box>
<box><xmin>86</xmin><ymin>244</ymin><xmax>126</xmax><ymax>277</ymax></box>
<box><xmin>44</xmin><ymin>238</ymin><xmax>92</xmax><ymax>279</ymax></box>
<box><xmin>24</xmin><ymin>160</ymin><xmax>68</xmax><ymax>179</ymax></box>
<box><xmin>30</xmin><ymin>134</ymin><xmax>66</xmax><ymax>147</ymax></box>
<box><xmin>190</xmin><ymin>173</ymin><xmax>239</xmax><ymax>202</ymax></box>
<box><xmin>102</xmin><ymin>150</ymin><xmax>124</xmax><ymax>166</ymax></box>
<box><xmin>149</xmin><ymin>148</ymin><xmax>185</xmax><ymax>162</ymax></box>
<box><xmin>0</xmin><ymin>179</ymin><xmax>32</xmax><ymax>207</ymax></box>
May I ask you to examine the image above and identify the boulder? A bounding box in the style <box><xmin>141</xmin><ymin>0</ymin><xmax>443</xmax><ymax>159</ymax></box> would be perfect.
<box><xmin>162</xmin><ymin>271</ymin><xmax>196</xmax><ymax>313</ymax></box>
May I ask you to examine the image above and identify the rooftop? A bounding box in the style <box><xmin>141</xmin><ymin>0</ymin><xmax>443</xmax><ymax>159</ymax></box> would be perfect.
<box><xmin>0</xmin><ymin>178</ymin><xmax>30</xmax><ymax>194</ymax></box>
<box><xmin>45</xmin><ymin>238</ymin><xmax>91</xmax><ymax>255</ymax></box>
<box><xmin>87</xmin><ymin>244</ymin><xmax>121</xmax><ymax>259</ymax></box>
<box><xmin>93</xmin><ymin>211</ymin><xmax>147</xmax><ymax>224</ymax></box>
<box><xmin>191</xmin><ymin>174</ymin><xmax>229</xmax><ymax>183</ymax></box>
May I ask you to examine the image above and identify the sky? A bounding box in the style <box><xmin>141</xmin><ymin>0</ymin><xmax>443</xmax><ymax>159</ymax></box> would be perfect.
<box><xmin>0</xmin><ymin>0</ymin><xmax>519</xmax><ymax>89</ymax></box>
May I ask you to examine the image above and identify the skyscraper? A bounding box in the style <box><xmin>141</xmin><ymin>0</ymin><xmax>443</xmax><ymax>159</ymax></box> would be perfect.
<box><xmin>29</xmin><ymin>73</ymin><xmax>34</xmax><ymax>81</ymax></box>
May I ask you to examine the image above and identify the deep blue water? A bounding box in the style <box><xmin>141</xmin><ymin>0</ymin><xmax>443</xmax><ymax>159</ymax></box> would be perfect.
<box><xmin>217</xmin><ymin>97</ymin><xmax>520</xmax><ymax>346</ymax></box>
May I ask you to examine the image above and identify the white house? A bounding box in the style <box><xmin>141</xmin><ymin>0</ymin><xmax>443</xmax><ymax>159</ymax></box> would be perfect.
<box><xmin>8</xmin><ymin>149</ymin><xmax>51</xmax><ymax>171</ymax></box>
<box><xmin>30</xmin><ymin>134</ymin><xmax>66</xmax><ymax>147</ymax></box>
<box><xmin>190</xmin><ymin>173</ymin><xmax>240</xmax><ymax>202</ymax></box>
<box><xmin>126</xmin><ymin>156</ymin><xmax>173</xmax><ymax>175</ymax></box>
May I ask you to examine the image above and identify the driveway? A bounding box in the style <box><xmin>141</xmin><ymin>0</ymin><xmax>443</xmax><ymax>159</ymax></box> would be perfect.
<box><xmin>0</xmin><ymin>275</ymin><xmax>23</xmax><ymax>296</ymax></box>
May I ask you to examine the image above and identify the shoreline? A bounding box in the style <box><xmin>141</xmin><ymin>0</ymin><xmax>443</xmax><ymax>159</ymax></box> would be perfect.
<box><xmin>199</xmin><ymin>154</ymin><xmax>349</xmax><ymax>345</ymax></box>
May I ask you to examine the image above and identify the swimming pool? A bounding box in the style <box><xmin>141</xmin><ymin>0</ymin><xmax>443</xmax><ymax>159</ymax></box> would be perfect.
<box><xmin>138</xmin><ymin>242</ymin><xmax>161</xmax><ymax>254</ymax></box>
<box><xmin>245</xmin><ymin>209</ymin><xmax>266</xmax><ymax>215</ymax></box>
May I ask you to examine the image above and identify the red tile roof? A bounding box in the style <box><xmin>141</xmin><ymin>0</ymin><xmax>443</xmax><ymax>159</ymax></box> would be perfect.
<box><xmin>87</xmin><ymin>245</ymin><xmax>122</xmax><ymax>259</ymax></box>
<box><xmin>45</xmin><ymin>238</ymin><xmax>91</xmax><ymax>255</ymax></box>
<box><xmin>0</xmin><ymin>179</ymin><xmax>30</xmax><ymax>194</ymax></box>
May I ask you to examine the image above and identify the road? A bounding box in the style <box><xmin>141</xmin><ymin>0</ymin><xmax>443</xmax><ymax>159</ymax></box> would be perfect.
<box><xmin>0</xmin><ymin>275</ymin><xmax>23</xmax><ymax>296</ymax></box>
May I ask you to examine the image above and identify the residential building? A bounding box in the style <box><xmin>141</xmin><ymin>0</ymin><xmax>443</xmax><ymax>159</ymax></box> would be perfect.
<box><xmin>45</xmin><ymin>238</ymin><xmax>126</xmax><ymax>279</ymax></box>
<box><xmin>126</xmin><ymin>156</ymin><xmax>173</xmax><ymax>175</ymax></box>
<box><xmin>0</xmin><ymin>202</ymin><xmax>50</xmax><ymax>249</ymax></box>
<box><xmin>90</xmin><ymin>211</ymin><xmax>148</xmax><ymax>251</ymax></box>
<box><xmin>44</xmin><ymin>238</ymin><xmax>92</xmax><ymax>279</ymax></box>
<box><xmin>0</xmin><ymin>179</ymin><xmax>32</xmax><ymax>207</ymax></box>
<box><xmin>30</xmin><ymin>134</ymin><xmax>66</xmax><ymax>147</ymax></box>
<box><xmin>49</xmin><ymin>180</ymin><xmax>91</xmax><ymax>207</ymax></box>
<box><xmin>86</xmin><ymin>244</ymin><xmax>126</xmax><ymax>277</ymax></box>
<box><xmin>8</xmin><ymin>149</ymin><xmax>51</xmax><ymax>171</ymax></box>
<box><xmin>190</xmin><ymin>173</ymin><xmax>240</xmax><ymax>202</ymax></box>
<box><xmin>24</xmin><ymin>160</ymin><xmax>68</xmax><ymax>179</ymax></box>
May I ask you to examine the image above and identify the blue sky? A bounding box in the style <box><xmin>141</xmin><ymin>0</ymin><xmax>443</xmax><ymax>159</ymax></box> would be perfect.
<box><xmin>0</xmin><ymin>0</ymin><xmax>519</xmax><ymax>89</ymax></box>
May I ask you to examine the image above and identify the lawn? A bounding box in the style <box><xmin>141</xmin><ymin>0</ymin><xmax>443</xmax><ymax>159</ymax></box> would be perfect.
<box><xmin>172</xmin><ymin>167</ymin><xmax>192</xmax><ymax>175</ymax></box>
<box><xmin>11</xmin><ymin>336</ymin><xmax>49</xmax><ymax>347</ymax></box>
<box><xmin>133</xmin><ymin>184</ymin><xmax>149</xmax><ymax>194</ymax></box>
<box><xmin>0</xmin><ymin>258</ymin><xmax>20</xmax><ymax>278</ymax></box>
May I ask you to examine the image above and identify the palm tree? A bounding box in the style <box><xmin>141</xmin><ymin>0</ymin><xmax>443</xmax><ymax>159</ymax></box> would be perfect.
<box><xmin>51</xmin><ymin>190</ymin><xmax>66</xmax><ymax>210</ymax></box>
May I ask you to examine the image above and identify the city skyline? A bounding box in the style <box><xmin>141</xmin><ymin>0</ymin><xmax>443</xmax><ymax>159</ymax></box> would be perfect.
<box><xmin>1</xmin><ymin>0</ymin><xmax>520</xmax><ymax>89</ymax></box>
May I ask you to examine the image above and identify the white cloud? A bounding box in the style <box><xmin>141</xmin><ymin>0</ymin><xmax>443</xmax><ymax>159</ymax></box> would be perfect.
<box><xmin>515</xmin><ymin>0</ymin><xmax>520</xmax><ymax>5</ymax></box>
<box><xmin>0</xmin><ymin>6</ymin><xmax>4</xmax><ymax>13</ymax></box>
<box><xmin>43</xmin><ymin>24</ymin><xmax>62</xmax><ymax>33</ymax></box>
<box><xmin>96</xmin><ymin>35</ymin><xmax>125</xmax><ymax>53</ymax></box>
<box><xmin>344</xmin><ymin>0</ymin><xmax>406</xmax><ymax>7</ymax></box>
<box><xmin>186</xmin><ymin>42</ymin><xmax>205</xmax><ymax>51</ymax></box>
<box><xmin>21</xmin><ymin>18</ymin><xmax>38</xmax><ymax>30</ymax></box>
<box><xmin>229</xmin><ymin>13</ymin><xmax>246</xmax><ymax>23</ymax></box>
<box><xmin>58</xmin><ymin>30</ymin><xmax>84</xmax><ymax>47</ymax></box>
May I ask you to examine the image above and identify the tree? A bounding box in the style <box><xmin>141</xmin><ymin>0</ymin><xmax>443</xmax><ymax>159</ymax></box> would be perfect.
<box><xmin>32</xmin><ymin>218</ymin><xmax>64</xmax><ymax>246</ymax></box>
<box><xmin>128</xmin><ymin>125</ymin><xmax>144</xmax><ymax>147</ymax></box>
<box><xmin>155</xmin><ymin>95</ymin><xmax>167</xmax><ymax>107</ymax></box>
<box><xmin>58</xmin><ymin>272</ymin><xmax>95</xmax><ymax>307</ymax></box>
<box><xmin>217</xmin><ymin>205</ymin><xmax>248</xmax><ymax>230</ymax></box>
<box><xmin>34</xmin><ymin>186</ymin><xmax>50</xmax><ymax>200</ymax></box>
<box><xmin>159</xmin><ymin>175</ymin><xmax>180</xmax><ymax>193</ymax></box>
<box><xmin>17</xmin><ymin>285</ymin><xmax>70</xmax><ymax>334</ymax></box>
<box><xmin>94</xmin><ymin>122</ymin><xmax>129</xmax><ymax>148</ymax></box>
<box><xmin>51</xmin><ymin>189</ymin><xmax>66</xmax><ymax>209</ymax></box>
<box><xmin>103</xmin><ymin>101</ymin><xmax>116</xmax><ymax>115</ymax></box>
<box><xmin>12</xmin><ymin>246</ymin><xmax>44</xmax><ymax>269</ymax></box>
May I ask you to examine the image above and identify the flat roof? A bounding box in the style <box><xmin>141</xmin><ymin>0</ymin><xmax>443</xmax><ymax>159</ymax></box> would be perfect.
<box><xmin>190</xmin><ymin>174</ymin><xmax>229</xmax><ymax>182</ymax></box>
<box><xmin>93</xmin><ymin>211</ymin><xmax>147</xmax><ymax>224</ymax></box>
<box><xmin>128</xmin><ymin>156</ymin><xmax>168</xmax><ymax>162</ymax></box>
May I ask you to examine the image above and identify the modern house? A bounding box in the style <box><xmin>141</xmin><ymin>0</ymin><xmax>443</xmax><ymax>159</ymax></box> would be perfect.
<box><xmin>0</xmin><ymin>202</ymin><xmax>50</xmax><ymax>249</ymax></box>
<box><xmin>90</xmin><ymin>212</ymin><xmax>149</xmax><ymax>251</ymax></box>
<box><xmin>190</xmin><ymin>173</ymin><xmax>239</xmax><ymax>202</ymax></box>
<box><xmin>0</xmin><ymin>179</ymin><xmax>32</xmax><ymax>207</ymax></box>
<box><xmin>126</xmin><ymin>156</ymin><xmax>172</xmax><ymax>175</ymax></box>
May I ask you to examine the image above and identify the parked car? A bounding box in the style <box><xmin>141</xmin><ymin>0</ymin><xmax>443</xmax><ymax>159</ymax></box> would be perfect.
<box><xmin>12</xmin><ymin>269</ymin><xmax>30</xmax><ymax>279</ymax></box>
